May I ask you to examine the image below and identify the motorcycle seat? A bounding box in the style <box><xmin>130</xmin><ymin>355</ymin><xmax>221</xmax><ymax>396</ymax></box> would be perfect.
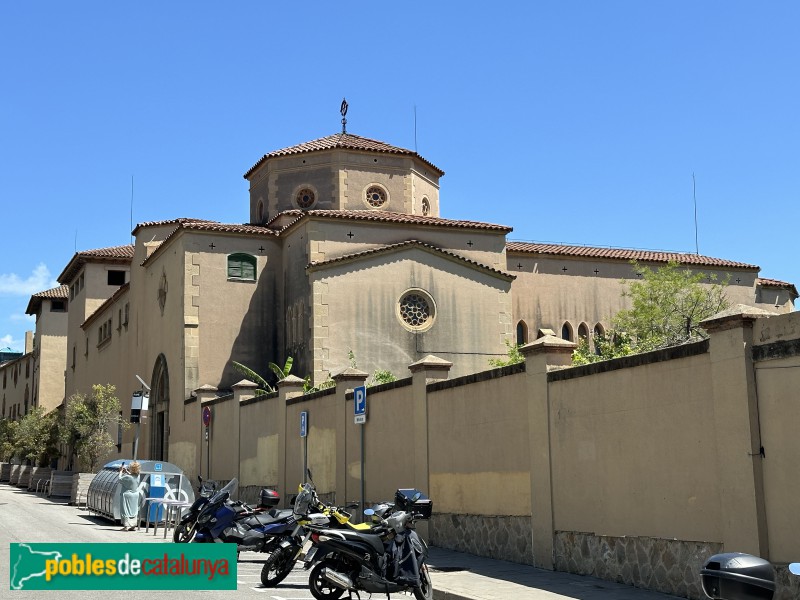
<box><xmin>245</xmin><ymin>508</ymin><xmax>293</xmax><ymax>526</ymax></box>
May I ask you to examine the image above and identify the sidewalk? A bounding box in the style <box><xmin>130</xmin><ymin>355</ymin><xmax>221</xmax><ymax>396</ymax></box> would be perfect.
<box><xmin>427</xmin><ymin>547</ymin><xmax>683</xmax><ymax>600</ymax></box>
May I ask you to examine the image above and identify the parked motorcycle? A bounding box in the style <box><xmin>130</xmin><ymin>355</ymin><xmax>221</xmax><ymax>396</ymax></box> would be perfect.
<box><xmin>260</xmin><ymin>471</ymin><xmax>371</xmax><ymax>588</ymax></box>
<box><xmin>304</xmin><ymin>488</ymin><xmax>433</xmax><ymax>600</ymax></box>
<box><xmin>172</xmin><ymin>475</ymin><xmax>218</xmax><ymax>542</ymax></box>
<box><xmin>176</xmin><ymin>478</ymin><xmax>285</xmax><ymax>551</ymax></box>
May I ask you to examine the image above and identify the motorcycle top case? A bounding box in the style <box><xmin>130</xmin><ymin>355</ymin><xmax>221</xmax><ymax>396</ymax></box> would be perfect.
<box><xmin>395</xmin><ymin>488</ymin><xmax>432</xmax><ymax>520</ymax></box>
<box><xmin>259</xmin><ymin>488</ymin><xmax>280</xmax><ymax>508</ymax></box>
<box><xmin>700</xmin><ymin>552</ymin><xmax>775</xmax><ymax>600</ymax></box>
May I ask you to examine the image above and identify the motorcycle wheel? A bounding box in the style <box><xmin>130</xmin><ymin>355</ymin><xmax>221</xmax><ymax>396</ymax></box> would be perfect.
<box><xmin>413</xmin><ymin>564</ymin><xmax>433</xmax><ymax>600</ymax></box>
<box><xmin>308</xmin><ymin>560</ymin><xmax>346</xmax><ymax>600</ymax></box>
<box><xmin>173</xmin><ymin>521</ymin><xmax>196</xmax><ymax>543</ymax></box>
<box><xmin>260</xmin><ymin>546</ymin><xmax>295</xmax><ymax>587</ymax></box>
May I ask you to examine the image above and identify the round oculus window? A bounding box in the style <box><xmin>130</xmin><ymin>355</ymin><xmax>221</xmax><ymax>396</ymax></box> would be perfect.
<box><xmin>296</xmin><ymin>188</ymin><xmax>316</xmax><ymax>209</ymax></box>
<box><xmin>365</xmin><ymin>185</ymin><xmax>387</xmax><ymax>208</ymax></box>
<box><xmin>398</xmin><ymin>290</ymin><xmax>435</xmax><ymax>330</ymax></box>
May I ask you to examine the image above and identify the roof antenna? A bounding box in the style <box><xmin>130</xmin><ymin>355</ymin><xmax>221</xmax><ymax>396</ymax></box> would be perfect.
<box><xmin>414</xmin><ymin>104</ymin><xmax>418</xmax><ymax>152</ymax></box>
<box><xmin>130</xmin><ymin>175</ymin><xmax>134</xmax><ymax>244</ymax></box>
<box><xmin>340</xmin><ymin>98</ymin><xmax>348</xmax><ymax>134</ymax></box>
<box><xmin>693</xmin><ymin>172</ymin><xmax>699</xmax><ymax>255</ymax></box>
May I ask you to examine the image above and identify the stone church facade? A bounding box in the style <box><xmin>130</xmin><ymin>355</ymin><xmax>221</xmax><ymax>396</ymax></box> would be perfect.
<box><xmin>2</xmin><ymin>130</ymin><xmax>796</xmax><ymax>469</ymax></box>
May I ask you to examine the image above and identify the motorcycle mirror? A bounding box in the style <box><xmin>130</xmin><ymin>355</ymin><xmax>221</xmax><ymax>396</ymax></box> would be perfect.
<box><xmin>412</xmin><ymin>492</ymin><xmax>422</xmax><ymax>502</ymax></box>
<box><xmin>363</xmin><ymin>508</ymin><xmax>375</xmax><ymax>516</ymax></box>
<box><xmin>789</xmin><ymin>563</ymin><xmax>800</xmax><ymax>576</ymax></box>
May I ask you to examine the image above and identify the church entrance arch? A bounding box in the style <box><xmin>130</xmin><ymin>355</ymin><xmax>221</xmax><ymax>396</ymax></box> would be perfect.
<box><xmin>149</xmin><ymin>354</ymin><xmax>170</xmax><ymax>461</ymax></box>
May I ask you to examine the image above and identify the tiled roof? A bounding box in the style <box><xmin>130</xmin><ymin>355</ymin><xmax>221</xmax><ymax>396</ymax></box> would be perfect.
<box><xmin>267</xmin><ymin>209</ymin><xmax>512</xmax><ymax>233</ymax></box>
<box><xmin>82</xmin><ymin>283</ymin><xmax>130</xmax><ymax>329</ymax></box>
<box><xmin>307</xmin><ymin>239</ymin><xmax>515</xmax><ymax>281</ymax></box>
<box><xmin>25</xmin><ymin>285</ymin><xmax>69</xmax><ymax>315</ymax></box>
<box><xmin>140</xmin><ymin>220</ymin><xmax>277</xmax><ymax>267</ymax></box>
<box><xmin>757</xmin><ymin>277</ymin><xmax>798</xmax><ymax>297</ymax></box>
<box><xmin>244</xmin><ymin>132</ymin><xmax>444</xmax><ymax>178</ymax></box>
<box><xmin>506</xmin><ymin>242</ymin><xmax>759</xmax><ymax>269</ymax></box>
<box><xmin>57</xmin><ymin>245</ymin><xmax>136</xmax><ymax>284</ymax></box>
<box><xmin>132</xmin><ymin>217</ymin><xmax>216</xmax><ymax>235</ymax></box>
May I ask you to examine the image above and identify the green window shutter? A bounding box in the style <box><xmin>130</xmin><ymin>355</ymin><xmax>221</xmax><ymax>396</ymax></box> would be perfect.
<box><xmin>227</xmin><ymin>254</ymin><xmax>256</xmax><ymax>280</ymax></box>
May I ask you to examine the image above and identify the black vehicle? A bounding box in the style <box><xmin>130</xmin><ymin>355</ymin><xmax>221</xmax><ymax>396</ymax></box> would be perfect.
<box><xmin>304</xmin><ymin>489</ymin><xmax>433</xmax><ymax>600</ymax></box>
<box><xmin>172</xmin><ymin>475</ymin><xmax>217</xmax><ymax>542</ymax></box>
<box><xmin>260</xmin><ymin>470</ymin><xmax>368</xmax><ymax>588</ymax></box>
<box><xmin>174</xmin><ymin>478</ymin><xmax>284</xmax><ymax>548</ymax></box>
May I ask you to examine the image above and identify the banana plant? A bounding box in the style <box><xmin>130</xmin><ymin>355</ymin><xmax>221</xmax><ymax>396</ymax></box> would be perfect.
<box><xmin>232</xmin><ymin>361</ymin><xmax>275</xmax><ymax>395</ymax></box>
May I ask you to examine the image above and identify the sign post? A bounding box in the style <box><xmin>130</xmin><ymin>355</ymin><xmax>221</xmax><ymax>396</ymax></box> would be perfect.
<box><xmin>202</xmin><ymin>406</ymin><xmax>212</xmax><ymax>479</ymax></box>
<box><xmin>354</xmin><ymin>385</ymin><xmax>367</xmax><ymax>518</ymax></box>
<box><xmin>131</xmin><ymin>376</ymin><xmax>151</xmax><ymax>461</ymax></box>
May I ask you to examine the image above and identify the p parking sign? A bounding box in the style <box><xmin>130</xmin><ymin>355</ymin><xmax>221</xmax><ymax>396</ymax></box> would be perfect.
<box><xmin>354</xmin><ymin>385</ymin><xmax>366</xmax><ymax>424</ymax></box>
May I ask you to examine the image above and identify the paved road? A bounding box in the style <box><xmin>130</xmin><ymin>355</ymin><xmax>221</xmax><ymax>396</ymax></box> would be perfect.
<box><xmin>1</xmin><ymin>483</ymin><xmax>684</xmax><ymax>600</ymax></box>
<box><xmin>0</xmin><ymin>484</ymin><xmax>425</xmax><ymax>599</ymax></box>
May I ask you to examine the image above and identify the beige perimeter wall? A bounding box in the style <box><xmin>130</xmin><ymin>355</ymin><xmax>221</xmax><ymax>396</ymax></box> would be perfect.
<box><xmin>175</xmin><ymin>309</ymin><xmax>800</xmax><ymax>600</ymax></box>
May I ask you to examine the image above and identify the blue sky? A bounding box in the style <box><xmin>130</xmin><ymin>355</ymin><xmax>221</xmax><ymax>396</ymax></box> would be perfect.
<box><xmin>1</xmin><ymin>1</ymin><xmax>798</xmax><ymax>352</ymax></box>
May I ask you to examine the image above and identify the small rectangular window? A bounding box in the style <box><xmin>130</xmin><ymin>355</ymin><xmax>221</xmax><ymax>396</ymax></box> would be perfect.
<box><xmin>51</xmin><ymin>300</ymin><xmax>66</xmax><ymax>312</ymax></box>
<box><xmin>227</xmin><ymin>254</ymin><xmax>257</xmax><ymax>281</ymax></box>
<box><xmin>108</xmin><ymin>270</ymin><xmax>126</xmax><ymax>286</ymax></box>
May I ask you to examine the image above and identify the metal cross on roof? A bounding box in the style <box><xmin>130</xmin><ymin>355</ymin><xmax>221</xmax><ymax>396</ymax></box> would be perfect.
<box><xmin>340</xmin><ymin>98</ymin><xmax>349</xmax><ymax>133</ymax></box>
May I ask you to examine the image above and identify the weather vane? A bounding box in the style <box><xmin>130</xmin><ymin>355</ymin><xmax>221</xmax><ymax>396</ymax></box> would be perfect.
<box><xmin>340</xmin><ymin>98</ymin><xmax>348</xmax><ymax>134</ymax></box>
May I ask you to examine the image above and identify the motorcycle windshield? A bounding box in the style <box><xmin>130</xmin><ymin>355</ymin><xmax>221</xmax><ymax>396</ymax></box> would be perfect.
<box><xmin>293</xmin><ymin>483</ymin><xmax>314</xmax><ymax>516</ymax></box>
<box><xmin>208</xmin><ymin>478</ymin><xmax>238</xmax><ymax>506</ymax></box>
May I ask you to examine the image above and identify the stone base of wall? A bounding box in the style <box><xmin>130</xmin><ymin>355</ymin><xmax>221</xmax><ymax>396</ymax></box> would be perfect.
<box><xmin>773</xmin><ymin>565</ymin><xmax>800</xmax><ymax>600</ymax></box>
<box><xmin>555</xmin><ymin>531</ymin><xmax>721</xmax><ymax>599</ymax></box>
<box><xmin>430</xmin><ymin>513</ymin><xmax>533</xmax><ymax>565</ymax></box>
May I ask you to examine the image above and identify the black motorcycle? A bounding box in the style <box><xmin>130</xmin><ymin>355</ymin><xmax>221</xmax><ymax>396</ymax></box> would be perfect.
<box><xmin>173</xmin><ymin>477</ymin><xmax>284</xmax><ymax>548</ymax></box>
<box><xmin>304</xmin><ymin>489</ymin><xmax>433</xmax><ymax>600</ymax></box>
<box><xmin>172</xmin><ymin>475</ymin><xmax>217</xmax><ymax>542</ymax></box>
<box><xmin>260</xmin><ymin>471</ymin><xmax>367</xmax><ymax>588</ymax></box>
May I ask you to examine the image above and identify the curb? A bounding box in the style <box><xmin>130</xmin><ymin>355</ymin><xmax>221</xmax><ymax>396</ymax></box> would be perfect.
<box><xmin>433</xmin><ymin>588</ymin><xmax>478</xmax><ymax>600</ymax></box>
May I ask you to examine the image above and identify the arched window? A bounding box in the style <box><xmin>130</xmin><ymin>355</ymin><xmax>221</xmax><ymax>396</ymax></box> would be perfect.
<box><xmin>516</xmin><ymin>321</ymin><xmax>528</xmax><ymax>345</ymax></box>
<box><xmin>593</xmin><ymin>323</ymin><xmax>606</xmax><ymax>355</ymax></box>
<box><xmin>227</xmin><ymin>253</ymin><xmax>257</xmax><ymax>281</ymax></box>
<box><xmin>578</xmin><ymin>323</ymin><xmax>589</xmax><ymax>339</ymax></box>
<box><xmin>561</xmin><ymin>322</ymin><xmax>574</xmax><ymax>342</ymax></box>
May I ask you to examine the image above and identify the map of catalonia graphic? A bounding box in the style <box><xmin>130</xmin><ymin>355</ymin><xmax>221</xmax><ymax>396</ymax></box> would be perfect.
<box><xmin>10</xmin><ymin>544</ymin><xmax>63</xmax><ymax>590</ymax></box>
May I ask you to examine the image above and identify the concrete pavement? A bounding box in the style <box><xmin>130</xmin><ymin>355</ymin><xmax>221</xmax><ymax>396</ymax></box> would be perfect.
<box><xmin>427</xmin><ymin>546</ymin><xmax>683</xmax><ymax>600</ymax></box>
<box><xmin>1</xmin><ymin>482</ymin><xmax>684</xmax><ymax>599</ymax></box>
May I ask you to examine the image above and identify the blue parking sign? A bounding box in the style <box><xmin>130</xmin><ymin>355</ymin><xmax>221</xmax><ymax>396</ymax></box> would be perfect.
<box><xmin>300</xmin><ymin>411</ymin><xmax>308</xmax><ymax>437</ymax></box>
<box><xmin>354</xmin><ymin>386</ymin><xmax>366</xmax><ymax>424</ymax></box>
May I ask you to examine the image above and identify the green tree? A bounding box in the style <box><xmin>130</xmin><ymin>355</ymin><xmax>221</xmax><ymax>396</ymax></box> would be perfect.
<box><xmin>573</xmin><ymin>260</ymin><xmax>730</xmax><ymax>365</ymax></box>
<box><xmin>61</xmin><ymin>384</ymin><xmax>128</xmax><ymax>472</ymax></box>
<box><xmin>0</xmin><ymin>419</ymin><xmax>20</xmax><ymax>462</ymax></box>
<box><xmin>15</xmin><ymin>407</ymin><xmax>59</xmax><ymax>466</ymax></box>
<box><xmin>488</xmin><ymin>339</ymin><xmax>524</xmax><ymax>367</ymax></box>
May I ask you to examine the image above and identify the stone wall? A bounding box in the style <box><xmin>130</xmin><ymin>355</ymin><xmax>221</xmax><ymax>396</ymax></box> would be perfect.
<box><xmin>555</xmin><ymin>531</ymin><xmax>721</xmax><ymax>599</ymax></box>
<box><xmin>431</xmin><ymin>514</ymin><xmax>533</xmax><ymax>565</ymax></box>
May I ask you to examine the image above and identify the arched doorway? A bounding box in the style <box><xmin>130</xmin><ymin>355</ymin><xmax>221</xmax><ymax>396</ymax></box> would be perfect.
<box><xmin>149</xmin><ymin>354</ymin><xmax>170</xmax><ymax>461</ymax></box>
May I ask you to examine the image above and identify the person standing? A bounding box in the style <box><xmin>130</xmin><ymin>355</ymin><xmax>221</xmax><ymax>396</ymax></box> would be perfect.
<box><xmin>119</xmin><ymin>461</ymin><xmax>141</xmax><ymax>531</ymax></box>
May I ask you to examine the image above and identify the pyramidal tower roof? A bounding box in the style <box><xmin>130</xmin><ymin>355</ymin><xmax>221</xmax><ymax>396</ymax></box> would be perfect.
<box><xmin>244</xmin><ymin>132</ymin><xmax>444</xmax><ymax>178</ymax></box>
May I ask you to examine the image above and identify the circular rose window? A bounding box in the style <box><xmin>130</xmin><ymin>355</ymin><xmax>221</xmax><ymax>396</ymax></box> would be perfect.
<box><xmin>296</xmin><ymin>187</ymin><xmax>316</xmax><ymax>209</ymax></box>
<box><xmin>398</xmin><ymin>289</ymin><xmax>435</xmax><ymax>331</ymax></box>
<box><xmin>365</xmin><ymin>185</ymin><xmax>388</xmax><ymax>208</ymax></box>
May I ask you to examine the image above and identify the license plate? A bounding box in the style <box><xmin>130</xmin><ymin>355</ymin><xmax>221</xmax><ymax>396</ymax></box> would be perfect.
<box><xmin>304</xmin><ymin>546</ymin><xmax>318</xmax><ymax>563</ymax></box>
